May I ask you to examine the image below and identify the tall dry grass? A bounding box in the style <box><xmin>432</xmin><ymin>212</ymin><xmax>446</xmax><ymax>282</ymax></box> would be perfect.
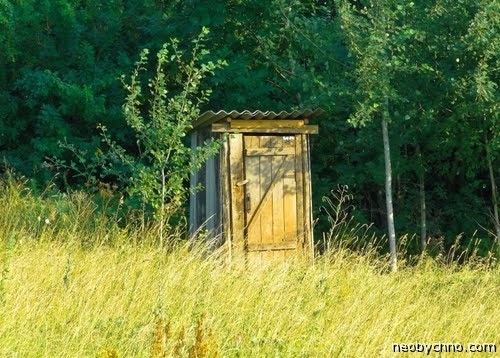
<box><xmin>0</xmin><ymin>177</ymin><xmax>499</xmax><ymax>357</ymax></box>
<box><xmin>1</xmin><ymin>241</ymin><xmax>499</xmax><ymax>357</ymax></box>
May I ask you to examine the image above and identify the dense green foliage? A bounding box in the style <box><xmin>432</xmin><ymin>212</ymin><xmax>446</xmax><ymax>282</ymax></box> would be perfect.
<box><xmin>48</xmin><ymin>28</ymin><xmax>227</xmax><ymax>242</ymax></box>
<box><xmin>1</xmin><ymin>0</ymin><xmax>499</xmax><ymax>256</ymax></box>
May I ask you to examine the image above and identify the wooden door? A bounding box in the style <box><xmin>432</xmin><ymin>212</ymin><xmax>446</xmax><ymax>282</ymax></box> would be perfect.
<box><xmin>243</xmin><ymin>134</ymin><xmax>304</xmax><ymax>263</ymax></box>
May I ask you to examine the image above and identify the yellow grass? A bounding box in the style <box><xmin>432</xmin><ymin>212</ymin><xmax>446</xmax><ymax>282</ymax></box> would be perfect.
<box><xmin>0</xmin><ymin>240</ymin><xmax>498</xmax><ymax>357</ymax></box>
<box><xmin>0</xmin><ymin>178</ymin><xmax>499</xmax><ymax>357</ymax></box>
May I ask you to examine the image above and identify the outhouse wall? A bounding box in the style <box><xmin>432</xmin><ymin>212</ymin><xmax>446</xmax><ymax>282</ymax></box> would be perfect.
<box><xmin>189</xmin><ymin>126</ymin><xmax>222</xmax><ymax>242</ymax></box>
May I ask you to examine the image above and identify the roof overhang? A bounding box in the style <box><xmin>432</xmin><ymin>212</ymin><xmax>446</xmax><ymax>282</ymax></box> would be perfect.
<box><xmin>193</xmin><ymin>109</ymin><xmax>323</xmax><ymax>134</ymax></box>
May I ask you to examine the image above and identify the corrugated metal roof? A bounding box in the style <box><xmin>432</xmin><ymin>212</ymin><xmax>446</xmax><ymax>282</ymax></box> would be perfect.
<box><xmin>194</xmin><ymin>109</ymin><xmax>324</xmax><ymax>129</ymax></box>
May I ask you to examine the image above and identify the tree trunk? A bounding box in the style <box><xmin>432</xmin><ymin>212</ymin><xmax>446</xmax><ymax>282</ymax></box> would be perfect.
<box><xmin>486</xmin><ymin>135</ymin><xmax>500</xmax><ymax>241</ymax></box>
<box><xmin>382</xmin><ymin>101</ymin><xmax>397</xmax><ymax>272</ymax></box>
<box><xmin>419</xmin><ymin>177</ymin><xmax>427</xmax><ymax>251</ymax></box>
<box><xmin>417</xmin><ymin>145</ymin><xmax>427</xmax><ymax>251</ymax></box>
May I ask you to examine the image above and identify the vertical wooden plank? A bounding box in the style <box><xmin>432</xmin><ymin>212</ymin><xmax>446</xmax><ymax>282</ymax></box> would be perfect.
<box><xmin>196</xmin><ymin>160</ymin><xmax>207</xmax><ymax>235</ymax></box>
<box><xmin>273</xmin><ymin>153</ymin><xmax>286</xmax><ymax>264</ymax></box>
<box><xmin>244</xmin><ymin>135</ymin><xmax>259</xmax><ymax>266</ymax></box>
<box><xmin>245</xmin><ymin>153</ymin><xmax>261</xmax><ymax>265</ymax></box>
<box><xmin>272</xmin><ymin>155</ymin><xmax>285</xmax><ymax>243</ymax></box>
<box><xmin>284</xmin><ymin>134</ymin><xmax>298</xmax><ymax>263</ymax></box>
<box><xmin>260</xmin><ymin>153</ymin><xmax>274</xmax><ymax>262</ymax></box>
<box><xmin>220</xmin><ymin>138</ymin><xmax>232</xmax><ymax>261</ymax></box>
<box><xmin>213</xmin><ymin>143</ymin><xmax>222</xmax><ymax>240</ymax></box>
<box><xmin>302</xmin><ymin>134</ymin><xmax>314</xmax><ymax>260</ymax></box>
<box><xmin>295</xmin><ymin>134</ymin><xmax>305</xmax><ymax>256</ymax></box>
<box><xmin>229</xmin><ymin>134</ymin><xmax>245</xmax><ymax>261</ymax></box>
<box><xmin>205</xmin><ymin>155</ymin><xmax>216</xmax><ymax>235</ymax></box>
<box><xmin>283</xmin><ymin>170</ymin><xmax>297</xmax><ymax>249</ymax></box>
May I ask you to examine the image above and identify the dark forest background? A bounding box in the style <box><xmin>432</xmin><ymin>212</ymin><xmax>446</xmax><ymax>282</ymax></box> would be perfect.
<box><xmin>1</xmin><ymin>0</ymin><xmax>499</xmax><ymax>256</ymax></box>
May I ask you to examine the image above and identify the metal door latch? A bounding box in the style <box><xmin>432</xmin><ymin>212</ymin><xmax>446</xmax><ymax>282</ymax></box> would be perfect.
<box><xmin>236</xmin><ymin>179</ymin><xmax>249</xmax><ymax>187</ymax></box>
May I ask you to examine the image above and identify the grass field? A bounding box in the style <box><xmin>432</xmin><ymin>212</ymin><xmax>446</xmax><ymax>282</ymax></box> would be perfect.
<box><xmin>0</xmin><ymin>178</ymin><xmax>499</xmax><ymax>357</ymax></box>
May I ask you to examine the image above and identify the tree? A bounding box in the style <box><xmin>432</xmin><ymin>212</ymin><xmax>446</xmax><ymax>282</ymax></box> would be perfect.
<box><xmin>336</xmin><ymin>0</ymin><xmax>422</xmax><ymax>271</ymax></box>
<box><xmin>461</xmin><ymin>0</ymin><xmax>500</xmax><ymax>241</ymax></box>
<box><xmin>51</xmin><ymin>28</ymin><xmax>227</xmax><ymax>245</ymax></box>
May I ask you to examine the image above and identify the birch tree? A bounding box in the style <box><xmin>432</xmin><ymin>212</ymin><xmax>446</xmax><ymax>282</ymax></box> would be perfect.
<box><xmin>336</xmin><ymin>0</ymin><xmax>420</xmax><ymax>271</ymax></box>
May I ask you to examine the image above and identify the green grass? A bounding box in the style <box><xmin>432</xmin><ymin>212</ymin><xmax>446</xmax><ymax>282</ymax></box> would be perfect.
<box><xmin>0</xmin><ymin>178</ymin><xmax>499</xmax><ymax>357</ymax></box>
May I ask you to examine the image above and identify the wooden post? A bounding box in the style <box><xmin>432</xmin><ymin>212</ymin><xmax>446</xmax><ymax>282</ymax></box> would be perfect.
<box><xmin>302</xmin><ymin>134</ymin><xmax>314</xmax><ymax>260</ymax></box>
<box><xmin>228</xmin><ymin>134</ymin><xmax>245</xmax><ymax>261</ymax></box>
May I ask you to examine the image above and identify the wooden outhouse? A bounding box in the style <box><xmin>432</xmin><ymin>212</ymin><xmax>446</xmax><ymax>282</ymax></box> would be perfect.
<box><xmin>189</xmin><ymin>109</ymin><xmax>321</xmax><ymax>263</ymax></box>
